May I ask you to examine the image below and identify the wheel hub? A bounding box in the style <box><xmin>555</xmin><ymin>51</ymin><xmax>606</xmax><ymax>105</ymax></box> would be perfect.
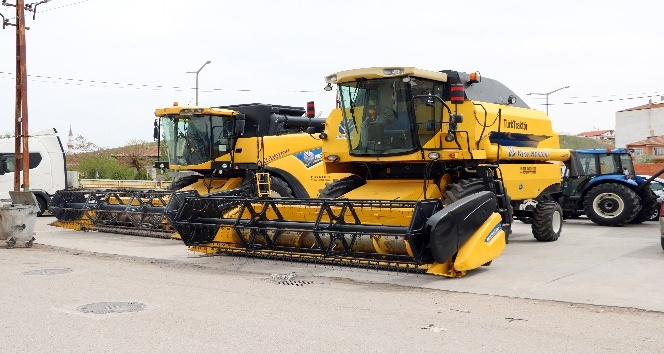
<box><xmin>593</xmin><ymin>192</ymin><xmax>624</xmax><ymax>218</ymax></box>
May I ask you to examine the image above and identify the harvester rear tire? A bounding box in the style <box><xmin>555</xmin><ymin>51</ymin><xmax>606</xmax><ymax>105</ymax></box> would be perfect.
<box><xmin>532</xmin><ymin>202</ymin><xmax>563</xmax><ymax>242</ymax></box>
<box><xmin>583</xmin><ymin>183</ymin><xmax>639</xmax><ymax>226</ymax></box>
<box><xmin>318</xmin><ymin>175</ymin><xmax>366</xmax><ymax>199</ymax></box>
<box><xmin>169</xmin><ymin>175</ymin><xmax>200</xmax><ymax>191</ymax></box>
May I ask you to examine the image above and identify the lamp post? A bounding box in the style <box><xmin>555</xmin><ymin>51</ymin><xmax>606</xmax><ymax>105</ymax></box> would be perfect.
<box><xmin>527</xmin><ymin>85</ymin><xmax>570</xmax><ymax>116</ymax></box>
<box><xmin>187</xmin><ymin>60</ymin><xmax>211</xmax><ymax>105</ymax></box>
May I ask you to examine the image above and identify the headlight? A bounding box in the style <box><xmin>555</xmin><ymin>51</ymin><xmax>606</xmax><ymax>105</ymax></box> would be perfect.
<box><xmin>428</xmin><ymin>152</ymin><xmax>440</xmax><ymax>160</ymax></box>
<box><xmin>383</xmin><ymin>68</ymin><xmax>404</xmax><ymax>76</ymax></box>
<box><xmin>326</xmin><ymin>155</ymin><xmax>340</xmax><ymax>162</ymax></box>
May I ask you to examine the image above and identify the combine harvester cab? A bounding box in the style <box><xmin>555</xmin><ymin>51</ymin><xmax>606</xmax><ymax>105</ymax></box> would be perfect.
<box><xmin>49</xmin><ymin>103</ymin><xmax>338</xmax><ymax>237</ymax></box>
<box><xmin>171</xmin><ymin>67</ymin><xmax>572</xmax><ymax>276</ymax></box>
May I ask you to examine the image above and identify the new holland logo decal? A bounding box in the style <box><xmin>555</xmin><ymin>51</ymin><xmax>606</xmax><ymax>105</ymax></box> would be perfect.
<box><xmin>294</xmin><ymin>148</ymin><xmax>323</xmax><ymax>168</ymax></box>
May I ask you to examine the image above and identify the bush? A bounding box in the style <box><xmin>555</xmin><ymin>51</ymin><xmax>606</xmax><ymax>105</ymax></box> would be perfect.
<box><xmin>77</xmin><ymin>152</ymin><xmax>136</xmax><ymax>179</ymax></box>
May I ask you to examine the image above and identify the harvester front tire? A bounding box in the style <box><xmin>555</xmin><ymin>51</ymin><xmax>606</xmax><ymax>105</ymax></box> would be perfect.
<box><xmin>318</xmin><ymin>175</ymin><xmax>366</xmax><ymax>199</ymax></box>
<box><xmin>268</xmin><ymin>176</ymin><xmax>294</xmax><ymax>198</ymax></box>
<box><xmin>583</xmin><ymin>184</ymin><xmax>639</xmax><ymax>226</ymax></box>
<box><xmin>532</xmin><ymin>202</ymin><xmax>563</xmax><ymax>242</ymax></box>
<box><xmin>169</xmin><ymin>175</ymin><xmax>200</xmax><ymax>191</ymax></box>
<box><xmin>444</xmin><ymin>179</ymin><xmax>486</xmax><ymax>206</ymax></box>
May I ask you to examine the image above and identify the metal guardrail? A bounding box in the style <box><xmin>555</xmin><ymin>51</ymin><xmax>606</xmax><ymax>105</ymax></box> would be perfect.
<box><xmin>79</xmin><ymin>179</ymin><xmax>170</xmax><ymax>190</ymax></box>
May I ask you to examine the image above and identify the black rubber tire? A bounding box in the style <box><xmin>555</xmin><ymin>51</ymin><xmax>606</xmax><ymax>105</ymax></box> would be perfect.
<box><xmin>35</xmin><ymin>195</ymin><xmax>47</xmax><ymax>217</ymax></box>
<box><xmin>631</xmin><ymin>188</ymin><xmax>659</xmax><ymax>224</ymax></box>
<box><xmin>169</xmin><ymin>175</ymin><xmax>200</xmax><ymax>191</ymax></box>
<box><xmin>443</xmin><ymin>179</ymin><xmax>486</xmax><ymax>206</ymax></box>
<box><xmin>268</xmin><ymin>176</ymin><xmax>294</xmax><ymax>198</ymax></box>
<box><xmin>446</xmin><ymin>178</ymin><xmax>513</xmax><ymax>220</ymax></box>
<box><xmin>318</xmin><ymin>175</ymin><xmax>366</xmax><ymax>198</ymax></box>
<box><xmin>583</xmin><ymin>183</ymin><xmax>640</xmax><ymax>226</ymax></box>
<box><xmin>532</xmin><ymin>202</ymin><xmax>563</xmax><ymax>242</ymax></box>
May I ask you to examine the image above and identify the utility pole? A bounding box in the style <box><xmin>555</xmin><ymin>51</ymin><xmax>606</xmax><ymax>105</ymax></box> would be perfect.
<box><xmin>16</xmin><ymin>0</ymin><xmax>30</xmax><ymax>192</ymax></box>
<box><xmin>2</xmin><ymin>0</ymin><xmax>49</xmax><ymax>192</ymax></box>
<box><xmin>527</xmin><ymin>86</ymin><xmax>570</xmax><ymax>116</ymax></box>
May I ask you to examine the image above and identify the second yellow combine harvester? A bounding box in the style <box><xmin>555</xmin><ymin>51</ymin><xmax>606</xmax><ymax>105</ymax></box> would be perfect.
<box><xmin>49</xmin><ymin>103</ymin><xmax>338</xmax><ymax>237</ymax></box>
<box><xmin>170</xmin><ymin>67</ymin><xmax>573</xmax><ymax>277</ymax></box>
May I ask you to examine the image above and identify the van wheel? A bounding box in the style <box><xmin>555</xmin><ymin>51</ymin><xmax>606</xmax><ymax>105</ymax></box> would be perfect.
<box><xmin>35</xmin><ymin>195</ymin><xmax>48</xmax><ymax>216</ymax></box>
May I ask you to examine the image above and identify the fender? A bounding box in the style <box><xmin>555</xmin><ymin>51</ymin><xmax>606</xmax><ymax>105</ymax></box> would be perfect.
<box><xmin>586</xmin><ymin>175</ymin><xmax>638</xmax><ymax>189</ymax></box>
<box><xmin>264</xmin><ymin>167</ymin><xmax>309</xmax><ymax>198</ymax></box>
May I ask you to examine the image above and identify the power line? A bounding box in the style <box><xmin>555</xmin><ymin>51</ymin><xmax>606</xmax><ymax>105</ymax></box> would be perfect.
<box><xmin>0</xmin><ymin>70</ymin><xmax>318</xmax><ymax>93</ymax></box>
<box><xmin>1</xmin><ymin>0</ymin><xmax>95</xmax><ymax>20</ymax></box>
<box><xmin>0</xmin><ymin>70</ymin><xmax>658</xmax><ymax>103</ymax></box>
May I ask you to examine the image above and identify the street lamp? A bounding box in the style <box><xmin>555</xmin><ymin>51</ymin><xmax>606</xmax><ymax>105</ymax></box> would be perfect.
<box><xmin>527</xmin><ymin>85</ymin><xmax>570</xmax><ymax>116</ymax></box>
<box><xmin>187</xmin><ymin>60</ymin><xmax>212</xmax><ymax>105</ymax></box>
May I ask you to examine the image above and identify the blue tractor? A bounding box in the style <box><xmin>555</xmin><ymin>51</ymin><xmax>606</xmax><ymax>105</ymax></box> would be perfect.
<box><xmin>560</xmin><ymin>148</ymin><xmax>659</xmax><ymax>226</ymax></box>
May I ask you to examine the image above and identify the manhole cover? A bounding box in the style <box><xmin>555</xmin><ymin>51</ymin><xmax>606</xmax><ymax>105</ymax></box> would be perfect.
<box><xmin>23</xmin><ymin>268</ymin><xmax>72</xmax><ymax>276</ymax></box>
<box><xmin>271</xmin><ymin>273</ymin><xmax>296</xmax><ymax>281</ymax></box>
<box><xmin>77</xmin><ymin>302</ymin><xmax>146</xmax><ymax>314</ymax></box>
<box><xmin>278</xmin><ymin>280</ymin><xmax>313</xmax><ymax>286</ymax></box>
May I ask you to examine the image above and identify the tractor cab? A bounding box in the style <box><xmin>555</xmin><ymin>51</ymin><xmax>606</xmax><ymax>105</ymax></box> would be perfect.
<box><xmin>563</xmin><ymin>149</ymin><xmax>638</xmax><ymax>199</ymax></box>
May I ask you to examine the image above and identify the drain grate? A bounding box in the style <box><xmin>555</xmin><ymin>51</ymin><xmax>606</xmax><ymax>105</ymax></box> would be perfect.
<box><xmin>23</xmin><ymin>268</ymin><xmax>72</xmax><ymax>276</ymax></box>
<box><xmin>278</xmin><ymin>280</ymin><xmax>313</xmax><ymax>286</ymax></box>
<box><xmin>77</xmin><ymin>302</ymin><xmax>146</xmax><ymax>315</ymax></box>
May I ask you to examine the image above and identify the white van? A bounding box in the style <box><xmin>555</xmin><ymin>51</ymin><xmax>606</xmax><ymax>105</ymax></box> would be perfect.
<box><xmin>0</xmin><ymin>128</ymin><xmax>67</xmax><ymax>215</ymax></box>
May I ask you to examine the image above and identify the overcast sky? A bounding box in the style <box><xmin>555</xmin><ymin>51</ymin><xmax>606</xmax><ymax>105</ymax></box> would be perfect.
<box><xmin>1</xmin><ymin>0</ymin><xmax>663</xmax><ymax>148</ymax></box>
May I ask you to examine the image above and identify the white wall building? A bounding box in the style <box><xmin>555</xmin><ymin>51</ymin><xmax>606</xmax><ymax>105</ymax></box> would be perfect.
<box><xmin>615</xmin><ymin>100</ymin><xmax>664</xmax><ymax>148</ymax></box>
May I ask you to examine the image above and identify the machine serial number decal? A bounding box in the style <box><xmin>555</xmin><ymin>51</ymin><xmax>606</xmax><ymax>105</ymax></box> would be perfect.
<box><xmin>484</xmin><ymin>224</ymin><xmax>502</xmax><ymax>244</ymax></box>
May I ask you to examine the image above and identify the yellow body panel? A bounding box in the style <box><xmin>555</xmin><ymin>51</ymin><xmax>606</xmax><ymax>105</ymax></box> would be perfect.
<box><xmin>454</xmin><ymin>213</ymin><xmax>506</xmax><ymax>271</ymax></box>
<box><xmin>342</xmin><ymin>180</ymin><xmax>443</xmax><ymax>200</ymax></box>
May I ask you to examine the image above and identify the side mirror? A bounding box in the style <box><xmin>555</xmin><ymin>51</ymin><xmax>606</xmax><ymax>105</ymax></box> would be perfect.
<box><xmin>153</xmin><ymin>119</ymin><xmax>160</xmax><ymax>141</ymax></box>
<box><xmin>507</xmin><ymin>95</ymin><xmax>517</xmax><ymax>105</ymax></box>
<box><xmin>234</xmin><ymin>114</ymin><xmax>246</xmax><ymax>136</ymax></box>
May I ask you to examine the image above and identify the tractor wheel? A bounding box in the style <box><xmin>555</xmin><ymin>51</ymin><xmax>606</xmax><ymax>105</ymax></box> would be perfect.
<box><xmin>631</xmin><ymin>188</ymin><xmax>659</xmax><ymax>224</ymax></box>
<box><xmin>318</xmin><ymin>175</ymin><xmax>366</xmax><ymax>199</ymax></box>
<box><xmin>583</xmin><ymin>183</ymin><xmax>640</xmax><ymax>226</ymax></box>
<box><xmin>531</xmin><ymin>202</ymin><xmax>563</xmax><ymax>242</ymax></box>
<box><xmin>169</xmin><ymin>175</ymin><xmax>200</xmax><ymax>191</ymax></box>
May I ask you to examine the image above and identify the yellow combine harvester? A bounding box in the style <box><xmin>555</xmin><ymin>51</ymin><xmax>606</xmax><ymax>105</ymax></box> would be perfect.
<box><xmin>49</xmin><ymin>103</ymin><xmax>343</xmax><ymax>237</ymax></box>
<box><xmin>170</xmin><ymin>67</ymin><xmax>574</xmax><ymax>277</ymax></box>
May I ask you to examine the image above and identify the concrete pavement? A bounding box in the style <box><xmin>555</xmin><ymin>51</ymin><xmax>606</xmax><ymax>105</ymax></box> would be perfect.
<box><xmin>28</xmin><ymin>215</ymin><xmax>664</xmax><ymax>312</ymax></box>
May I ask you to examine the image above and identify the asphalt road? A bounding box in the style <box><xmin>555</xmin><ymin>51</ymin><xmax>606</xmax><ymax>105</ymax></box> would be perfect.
<box><xmin>0</xmin><ymin>216</ymin><xmax>662</xmax><ymax>353</ymax></box>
